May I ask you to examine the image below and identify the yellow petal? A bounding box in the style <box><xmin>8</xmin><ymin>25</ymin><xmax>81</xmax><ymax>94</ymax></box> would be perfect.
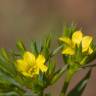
<box><xmin>88</xmin><ymin>47</ymin><xmax>93</xmax><ymax>54</ymax></box>
<box><xmin>62</xmin><ymin>47</ymin><xmax>75</xmax><ymax>55</ymax></box>
<box><xmin>23</xmin><ymin>51</ymin><xmax>35</xmax><ymax>65</ymax></box>
<box><xmin>16</xmin><ymin>59</ymin><xmax>28</xmax><ymax>72</ymax></box>
<box><xmin>82</xmin><ymin>36</ymin><xmax>92</xmax><ymax>52</ymax></box>
<box><xmin>39</xmin><ymin>64</ymin><xmax>48</xmax><ymax>72</ymax></box>
<box><xmin>36</xmin><ymin>54</ymin><xmax>45</xmax><ymax>65</ymax></box>
<box><xmin>72</xmin><ymin>31</ymin><xmax>83</xmax><ymax>45</ymax></box>
<box><xmin>59</xmin><ymin>37</ymin><xmax>72</xmax><ymax>46</ymax></box>
<box><xmin>36</xmin><ymin>54</ymin><xmax>47</xmax><ymax>73</ymax></box>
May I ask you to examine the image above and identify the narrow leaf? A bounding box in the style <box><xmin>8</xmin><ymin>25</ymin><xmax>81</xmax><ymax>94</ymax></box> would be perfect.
<box><xmin>67</xmin><ymin>69</ymin><xmax>92</xmax><ymax>96</ymax></box>
<box><xmin>51</xmin><ymin>65</ymin><xmax>68</xmax><ymax>84</ymax></box>
<box><xmin>16</xmin><ymin>40</ymin><xmax>25</xmax><ymax>54</ymax></box>
<box><xmin>30</xmin><ymin>41</ymin><xmax>39</xmax><ymax>55</ymax></box>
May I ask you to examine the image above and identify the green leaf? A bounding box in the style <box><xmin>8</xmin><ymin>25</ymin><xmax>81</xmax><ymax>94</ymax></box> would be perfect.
<box><xmin>0</xmin><ymin>48</ymin><xmax>9</xmax><ymax>61</ymax></box>
<box><xmin>63</xmin><ymin>23</ymin><xmax>76</xmax><ymax>38</ymax></box>
<box><xmin>0</xmin><ymin>70</ymin><xmax>23</xmax><ymax>89</ymax></box>
<box><xmin>47</xmin><ymin>61</ymin><xmax>55</xmax><ymax>75</ymax></box>
<box><xmin>30</xmin><ymin>40</ymin><xmax>39</xmax><ymax>55</ymax></box>
<box><xmin>50</xmin><ymin>65</ymin><xmax>68</xmax><ymax>84</ymax></box>
<box><xmin>0</xmin><ymin>51</ymin><xmax>17</xmax><ymax>77</ymax></box>
<box><xmin>75</xmin><ymin>43</ymin><xmax>82</xmax><ymax>62</ymax></box>
<box><xmin>85</xmin><ymin>49</ymin><xmax>96</xmax><ymax>64</ymax></box>
<box><xmin>62</xmin><ymin>55</ymin><xmax>69</xmax><ymax>64</ymax></box>
<box><xmin>52</xmin><ymin>45</ymin><xmax>63</xmax><ymax>56</ymax></box>
<box><xmin>0</xmin><ymin>61</ymin><xmax>15</xmax><ymax>77</ymax></box>
<box><xmin>42</xmin><ymin>35</ymin><xmax>51</xmax><ymax>59</ymax></box>
<box><xmin>67</xmin><ymin>69</ymin><xmax>92</xmax><ymax>96</ymax></box>
<box><xmin>0</xmin><ymin>91</ymin><xmax>19</xmax><ymax>96</ymax></box>
<box><xmin>44</xmin><ymin>93</ymin><xmax>52</xmax><ymax>96</ymax></box>
<box><xmin>44</xmin><ymin>35</ymin><xmax>51</xmax><ymax>49</ymax></box>
<box><xmin>16</xmin><ymin>40</ymin><xmax>26</xmax><ymax>54</ymax></box>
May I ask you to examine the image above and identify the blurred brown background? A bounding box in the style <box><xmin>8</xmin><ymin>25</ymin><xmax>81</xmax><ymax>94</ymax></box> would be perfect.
<box><xmin>0</xmin><ymin>0</ymin><xmax>96</xmax><ymax>96</ymax></box>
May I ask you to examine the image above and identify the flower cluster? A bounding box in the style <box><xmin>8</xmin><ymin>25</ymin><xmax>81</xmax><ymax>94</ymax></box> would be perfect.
<box><xmin>59</xmin><ymin>31</ymin><xmax>93</xmax><ymax>55</ymax></box>
<box><xmin>16</xmin><ymin>51</ymin><xmax>48</xmax><ymax>77</ymax></box>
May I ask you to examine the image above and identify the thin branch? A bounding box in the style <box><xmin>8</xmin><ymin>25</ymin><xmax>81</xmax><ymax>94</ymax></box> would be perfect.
<box><xmin>81</xmin><ymin>64</ymin><xmax>96</xmax><ymax>68</ymax></box>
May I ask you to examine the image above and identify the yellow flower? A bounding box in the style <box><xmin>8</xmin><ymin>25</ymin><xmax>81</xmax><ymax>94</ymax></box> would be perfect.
<box><xmin>59</xmin><ymin>31</ymin><xmax>93</xmax><ymax>55</ymax></box>
<box><xmin>16</xmin><ymin>52</ymin><xmax>48</xmax><ymax>77</ymax></box>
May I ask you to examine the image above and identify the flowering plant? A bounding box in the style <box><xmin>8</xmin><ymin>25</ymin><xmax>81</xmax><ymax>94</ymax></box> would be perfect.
<box><xmin>0</xmin><ymin>24</ymin><xmax>96</xmax><ymax>96</ymax></box>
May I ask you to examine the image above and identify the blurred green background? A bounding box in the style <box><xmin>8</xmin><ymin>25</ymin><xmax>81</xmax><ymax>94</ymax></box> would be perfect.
<box><xmin>0</xmin><ymin>0</ymin><xmax>96</xmax><ymax>96</ymax></box>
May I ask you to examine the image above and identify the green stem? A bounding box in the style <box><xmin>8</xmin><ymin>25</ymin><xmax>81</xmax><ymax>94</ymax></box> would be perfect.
<box><xmin>38</xmin><ymin>91</ymin><xmax>44</xmax><ymax>96</ymax></box>
<box><xmin>82</xmin><ymin>63</ymin><xmax>96</xmax><ymax>68</ymax></box>
<box><xmin>60</xmin><ymin>70</ymin><xmax>75</xmax><ymax>96</ymax></box>
<box><xmin>60</xmin><ymin>81</ymin><xmax>69</xmax><ymax>96</ymax></box>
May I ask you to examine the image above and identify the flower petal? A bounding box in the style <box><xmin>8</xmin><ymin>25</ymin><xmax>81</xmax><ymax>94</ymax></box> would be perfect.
<box><xmin>88</xmin><ymin>47</ymin><xmax>93</xmax><ymax>54</ymax></box>
<box><xmin>36</xmin><ymin>54</ymin><xmax>45</xmax><ymax>65</ymax></box>
<box><xmin>72</xmin><ymin>31</ymin><xmax>83</xmax><ymax>45</ymax></box>
<box><xmin>39</xmin><ymin>64</ymin><xmax>48</xmax><ymax>72</ymax></box>
<box><xmin>82</xmin><ymin>36</ymin><xmax>92</xmax><ymax>52</ymax></box>
<box><xmin>36</xmin><ymin>54</ymin><xmax>47</xmax><ymax>72</ymax></box>
<box><xmin>23</xmin><ymin>51</ymin><xmax>35</xmax><ymax>64</ymax></box>
<box><xmin>62</xmin><ymin>47</ymin><xmax>75</xmax><ymax>55</ymax></box>
<box><xmin>16</xmin><ymin>59</ymin><xmax>28</xmax><ymax>72</ymax></box>
<box><xmin>59</xmin><ymin>37</ymin><xmax>72</xmax><ymax>46</ymax></box>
